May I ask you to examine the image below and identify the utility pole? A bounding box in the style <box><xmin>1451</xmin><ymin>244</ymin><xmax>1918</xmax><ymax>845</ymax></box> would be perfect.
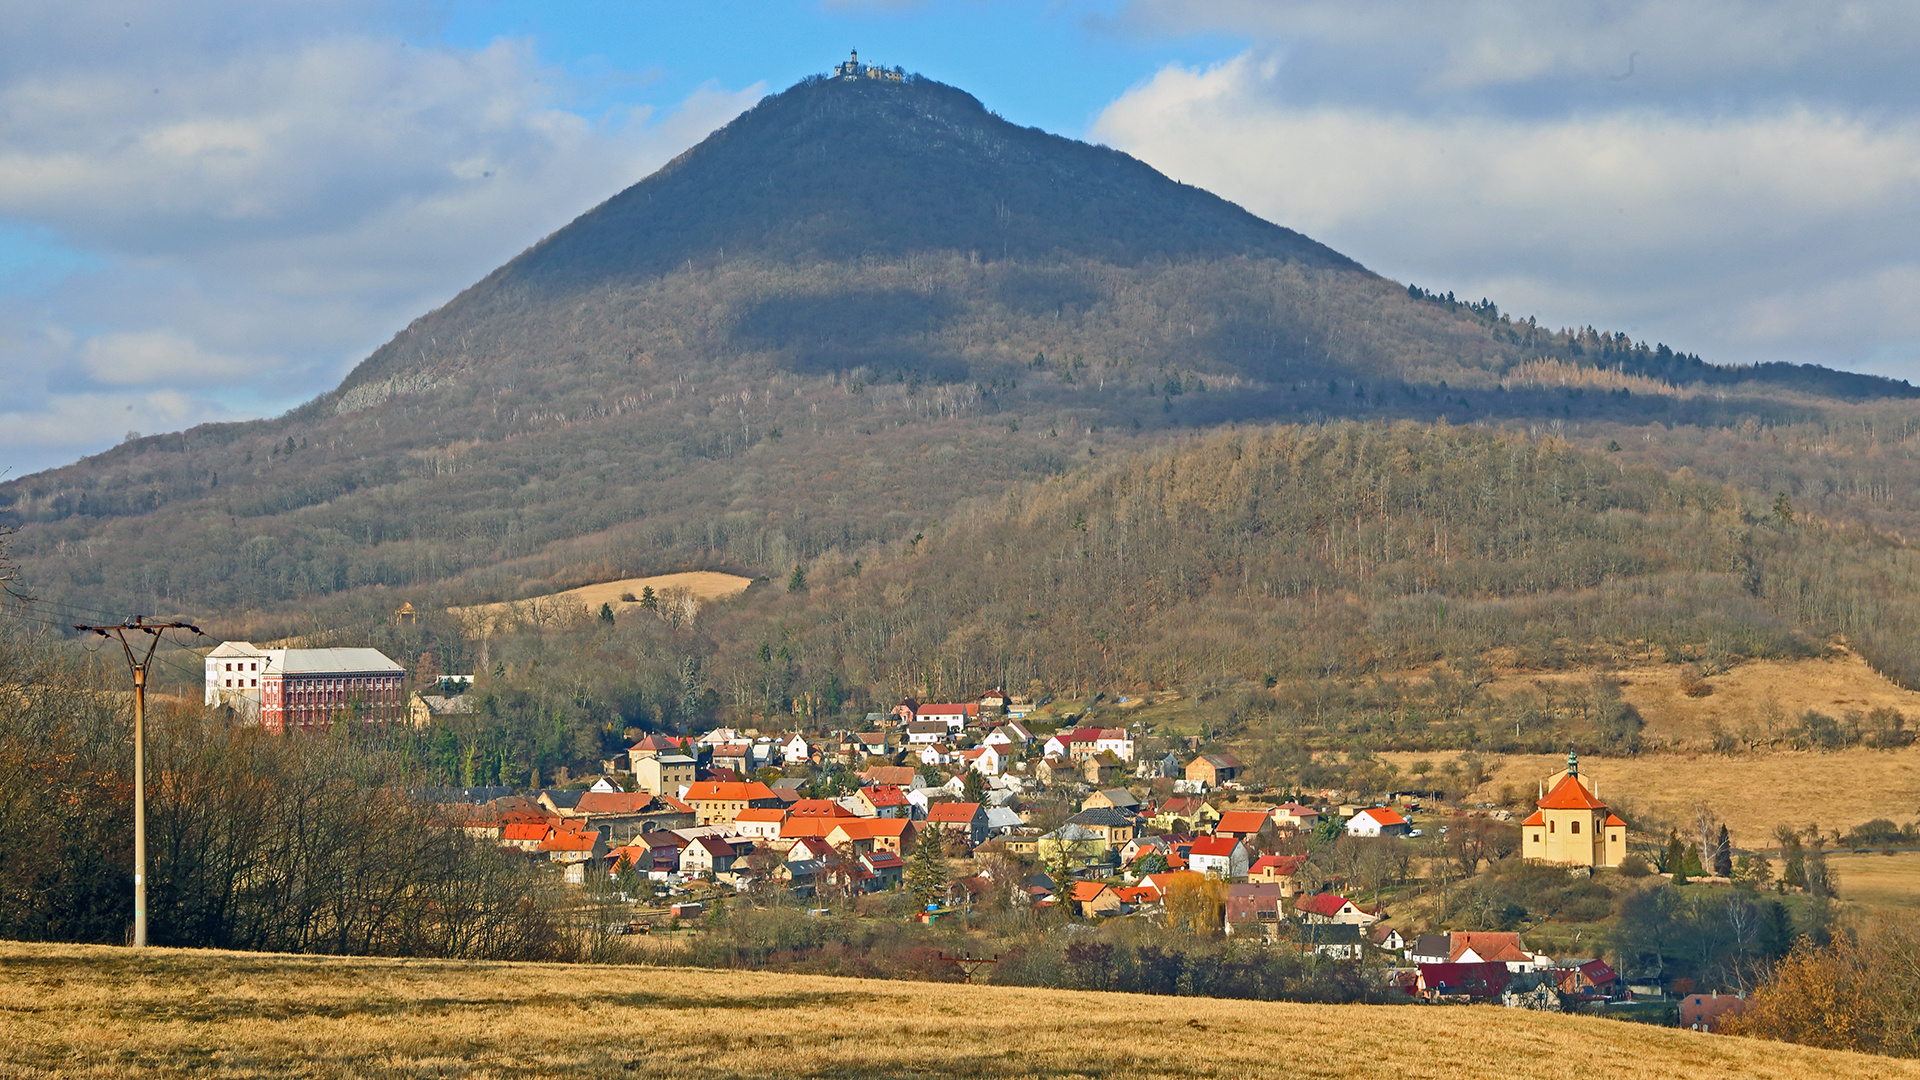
<box><xmin>75</xmin><ymin>616</ymin><xmax>202</xmax><ymax>948</ymax></box>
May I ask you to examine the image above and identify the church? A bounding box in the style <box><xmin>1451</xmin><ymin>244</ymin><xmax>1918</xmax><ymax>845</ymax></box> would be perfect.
<box><xmin>1520</xmin><ymin>752</ymin><xmax>1628</xmax><ymax>868</ymax></box>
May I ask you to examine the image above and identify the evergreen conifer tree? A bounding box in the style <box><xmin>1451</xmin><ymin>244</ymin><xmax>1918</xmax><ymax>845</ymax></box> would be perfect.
<box><xmin>906</xmin><ymin>830</ymin><xmax>949</xmax><ymax>906</ymax></box>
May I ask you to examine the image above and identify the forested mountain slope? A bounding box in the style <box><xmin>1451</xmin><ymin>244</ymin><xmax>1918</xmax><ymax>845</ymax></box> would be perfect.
<box><xmin>2</xmin><ymin>73</ymin><xmax>1916</xmax><ymax>623</ymax></box>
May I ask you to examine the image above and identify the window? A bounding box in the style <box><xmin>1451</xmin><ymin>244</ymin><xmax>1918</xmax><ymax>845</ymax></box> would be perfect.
<box><xmin>1549</xmin><ymin>821</ymin><xmax>1555</xmax><ymax>833</ymax></box>
<box><xmin>1571</xmin><ymin>820</ymin><xmax>1581</xmax><ymax>835</ymax></box>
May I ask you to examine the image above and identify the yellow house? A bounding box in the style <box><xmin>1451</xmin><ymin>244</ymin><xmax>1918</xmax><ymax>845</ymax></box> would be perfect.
<box><xmin>1520</xmin><ymin>753</ymin><xmax>1627</xmax><ymax>868</ymax></box>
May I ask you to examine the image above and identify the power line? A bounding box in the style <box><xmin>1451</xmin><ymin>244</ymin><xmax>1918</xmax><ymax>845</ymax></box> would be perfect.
<box><xmin>71</xmin><ymin>616</ymin><xmax>203</xmax><ymax>950</ymax></box>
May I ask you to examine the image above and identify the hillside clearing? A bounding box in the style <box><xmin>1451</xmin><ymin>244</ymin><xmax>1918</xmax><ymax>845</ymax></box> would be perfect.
<box><xmin>1379</xmin><ymin>747</ymin><xmax>1920</xmax><ymax>846</ymax></box>
<box><xmin>1479</xmin><ymin>648</ymin><xmax>1920</xmax><ymax>748</ymax></box>
<box><xmin>447</xmin><ymin>572</ymin><xmax>754</xmax><ymax>635</ymax></box>
<box><xmin>0</xmin><ymin>942</ymin><xmax>1910</xmax><ymax>1080</ymax></box>
<box><xmin>1823</xmin><ymin>851</ymin><xmax>1920</xmax><ymax>915</ymax></box>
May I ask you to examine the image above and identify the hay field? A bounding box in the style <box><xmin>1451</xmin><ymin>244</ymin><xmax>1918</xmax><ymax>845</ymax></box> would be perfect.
<box><xmin>1481</xmin><ymin>648</ymin><xmax>1920</xmax><ymax>747</ymax></box>
<box><xmin>1825</xmin><ymin>851</ymin><xmax>1920</xmax><ymax>916</ymax></box>
<box><xmin>1379</xmin><ymin>747</ymin><xmax>1920</xmax><ymax>844</ymax></box>
<box><xmin>0</xmin><ymin>942</ymin><xmax>1909</xmax><ymax>1080</ymax></box>
<box><xmin>447</xmin><ymin>572</ymin><xmax>753</xmax><ymax>634</ymax></box>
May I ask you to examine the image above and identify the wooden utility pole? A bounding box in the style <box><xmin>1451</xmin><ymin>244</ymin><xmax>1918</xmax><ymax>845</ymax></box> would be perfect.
<box><xmin>74</xmin><ymin>616</ymin><xmax>201</xmax><ymax>948</ymax></box>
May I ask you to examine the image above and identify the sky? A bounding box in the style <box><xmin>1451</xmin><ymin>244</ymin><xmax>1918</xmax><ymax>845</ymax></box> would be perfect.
<box><xmin>4</xmin><ymin>0</ymin><xmax>1918</xmax><ymax>476</ymax></box>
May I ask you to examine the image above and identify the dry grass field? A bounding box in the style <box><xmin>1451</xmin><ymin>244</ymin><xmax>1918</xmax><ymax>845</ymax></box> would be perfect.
<box><xmin>1378</xmin><ymin>746</ymin><xmax>1920</xmax><ymax>846</ymax></box>
<box><xmin>1482</xmin><ymin>648</ymin><xmax>1920</xmax><ymax>748</ymax></box>
<box><xmin>446</xmin><ymin>571</ymin><xmax>754</xmax><ymax>634</ymax></box>
<box><xmin>2</xmin><ymin>942</ymin><xmax>1913</xmax><ymax>1080</ymax></box>
<box><xmin>1824</xmin><ymin>851</ymin><xmax>1920</xmax><ymax>915</ymax></box>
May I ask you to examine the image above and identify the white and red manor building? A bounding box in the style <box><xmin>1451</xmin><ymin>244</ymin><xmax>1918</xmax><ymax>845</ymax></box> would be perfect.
<box><xmin>204</xmin><ymin>641</ymin><xmax>406</xmax><ymax>733</ymax></box>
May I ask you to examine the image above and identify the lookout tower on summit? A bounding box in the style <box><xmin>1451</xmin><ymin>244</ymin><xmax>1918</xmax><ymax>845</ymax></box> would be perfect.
<box><xmin>834</xmin><ymin>49</ymin><xmax>905</xmax><ymax>82</ymax></box>
<box><xmin>1520</xmin><ymin>750</ymin><xmax>1627</xmax><ymax>868</ymax></box>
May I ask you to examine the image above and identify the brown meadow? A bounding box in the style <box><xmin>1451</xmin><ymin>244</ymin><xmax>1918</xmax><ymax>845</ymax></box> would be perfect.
<box><xmin>2</xmin><ymin>941</ymin><xmax>1913</xmax><ymax>1079</ymax></box>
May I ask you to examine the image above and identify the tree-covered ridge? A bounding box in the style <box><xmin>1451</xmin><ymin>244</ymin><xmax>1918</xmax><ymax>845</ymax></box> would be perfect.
<box><xmin>705</xmin><ymin>424</ymin><xmax>1778</xmax><ymax>699</ymax></box>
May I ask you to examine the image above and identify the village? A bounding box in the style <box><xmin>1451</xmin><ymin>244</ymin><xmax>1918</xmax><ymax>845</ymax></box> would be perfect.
<box><xmin>391</xmin><ymin>674</ymin><xmax>1743</xmax><ymax>1032</ymax></box>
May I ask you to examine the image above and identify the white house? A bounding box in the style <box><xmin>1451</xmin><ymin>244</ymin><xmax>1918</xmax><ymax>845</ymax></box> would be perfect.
<box><xmin>917</xmin><ymin>744</ymin><xmax>951</xmax><ymax>766</ymax></box>
<box><xmin>985</xmin><ymin>722</ymin><xmax>1033</xmax><ymax>748</ymax></box>
<box><xmin>916</xmin><ymin>703</ymin><xmax>978</xmax><ymax>731</ymax></box>
<box><xmin>954</xmin><ymin>744</ymin><xmax>1004</xmax><ymax>777</ymax></box>
<box><xmin>905</xmin><ymin>721</ymin><xmax>948</xmax><ymax>745</ymax></box>
<box><xmin>1186</xmin><ymin>835</ymin><xmax>1250</xmax><ymax>880</ymax></box>
<box><xmin>1346</xmin><ymin>807</ymin><xmax>1413</xmax><ymax>838</ymax></box>
<box><xmin>1042</xmin><ymin>734</ymin><xmax>1070</xmax><ymax>759</ymax></box>
<box><xmin>778</xmin><ymin>734</ymin><xmax>811</xmax><ymax>766</ymax></box>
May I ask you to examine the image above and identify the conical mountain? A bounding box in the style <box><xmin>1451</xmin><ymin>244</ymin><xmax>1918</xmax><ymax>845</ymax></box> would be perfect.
<box><xmin>2</xmin><ymin>68</ymin><xmax>1911</xmax><ymax>624</ymax></box>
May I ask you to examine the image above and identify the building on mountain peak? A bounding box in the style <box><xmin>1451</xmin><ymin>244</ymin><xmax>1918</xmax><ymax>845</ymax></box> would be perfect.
<box><xmin>833</xmin><ymin>49</ymin><xmax>904</xmax><ymax>82</ymax></box>
<box><xmin>1519</xmin><ymin>751</ymin><xmax>1627</xmax><ymax>868</ymax></box>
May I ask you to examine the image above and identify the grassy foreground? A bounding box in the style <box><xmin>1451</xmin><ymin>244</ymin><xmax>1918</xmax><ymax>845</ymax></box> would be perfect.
<box><xmin>2</xmin><ymin>943</ymin><xmax>1914</xmax><ymax>1080</ymax></box>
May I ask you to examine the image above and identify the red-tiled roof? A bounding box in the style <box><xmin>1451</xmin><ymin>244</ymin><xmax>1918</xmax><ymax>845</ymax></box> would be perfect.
<box><xmin>683</xmin><ymin>780</ymin><xmax>777</xmax><ymax>802</ymax></box>
<box><xmin>1215</xmin><ymin>810</ymin><xmax>1269</xmax><ymax>834</ymax></box>
<box><xmin>1188</xmin><ymin>835</ymin><xmax>1242</xmax><ymax>857</ymax></box>
<box><xmin>501</xmin><ymin>822</ymin><xmax>551</xmax><ymax>842</ymax></box>
<box><xmin>1068</xmin><ymin>881</ymin><xmax>1110</xmax><ymax>902</ymax></box>
<box><xmin>1537</xmin><ymin>772</ymin><xmax>1607</xmax><ymax>811</ymax></box>
<box><xmin>1449</xmin><ymin>932</ymin><xmax>1531</xmax><ymax>965</ymax></box>
<box><xmin>862</xmin><ymin>785</ymin><xmax>908</xmax><ymax>806</ymax></box>
<box><xmin>1294</xmin><ymin>893</ymin><xmax>1351</xmax><ymax>918</ymax></box>
<box><xmin>733</xmin><ymin>807</ymin><xmax>787</xmax><ymax>823</ymax></box>
<box><xmin>925</xmin><ymin>801</ymin><xmax>981</xmax><ymax>823</ymax></box>
<box><xmin>1604</xmin><ymin>814</ymin><xmax>1627</xmax><ymax>827</ymax></box>
<box><xmin>1521</xmin><ymin>810</ymin><xmax>1546</xmax><ymax>826</ymax></box>
<box><xmin>538</xmin><ymin>830</ymin><xmax>599</xmax><ymax>852</ymax></box>
<box><xmin>1250</xmin><ymin>854</ymin><xmax>1306</xmax><ymax>876</ymax></box>
<box><xmin>1355</xmin><ymin>807</ymin><xmax>1408</xmax><ymax>827</ymax></box>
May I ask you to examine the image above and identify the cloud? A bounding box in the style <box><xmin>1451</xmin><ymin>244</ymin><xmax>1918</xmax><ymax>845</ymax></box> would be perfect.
<box><xmin>0</xmin><ymin>4</ymin><xmax>761</xmax><ymax>476</ymax></box>
<box><xmin>1091</xmin><ymin>9</ymin><xmax>1920</xmax><ymax>377</ymax></box>
<box><xmin>78</xmin><ymin>330</ymin><xmax>253</xmax><ymax>386</ymax></box>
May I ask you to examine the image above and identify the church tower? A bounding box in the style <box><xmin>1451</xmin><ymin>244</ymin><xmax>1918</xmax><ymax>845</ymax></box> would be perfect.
<box><xmin>1520</xmin><ymin>751</ymin><xmax>1627</xmax><ymax>868</ymax></box>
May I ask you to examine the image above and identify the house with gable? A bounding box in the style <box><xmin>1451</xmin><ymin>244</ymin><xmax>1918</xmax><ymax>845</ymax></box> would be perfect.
<box><xmin>1066</xmin><ymin>727</ymin><xmax>1133</xmax><ymax>762</ymax></box>
<box><xmin>954</xmin><ymin>744</ymin><xmax>1005</xmax><ymax>776</ymax></box>
<box><xmin>857</xmin><ymin>850</ymin><xmax>906</xmax><ymax>891</ymax></box>
<box><xmin>1248</xmin><ymin>854</ymin><xmax>1307</xmax><ymax>896</ymax></box>
<box><xmin>1185</xmin><ymin>753</ymin><xmax>1242</xmax><ymax>787</ymax></box>
<box><xmin>1214</xmin><ymin>808</ymin><xmax>1275</xmax><ymax>843</ymax></box>
<box><xmin>917</xmin><ymin>702</ymin><xmax>979</xmax><ymax>731</ymax></box>
<box><xmin>1187</xmin><ymin>835</ymin><xmax>1249</xmax><ymax>880</ymax></box>
<box><xmin>730</xmin><ymin>807</ymin><xmax>788</xmax><ymax>841</ymax></box>
<box><xmin>777</xmin><ymin>734</ymin><xmax>812</xmax><ymax>767</ymax></box>
<box><xmin>905</xmin><ymin>720</ymin><xmax>949</xmax><ymax>745</ymax></box>
<box><xmin>983</xmin><ymin>721</ymin><xmax>1033</xmax><ymax>750</ymax></box>
<box><xmin>679</xmin><ymin>835</ymin><xmax>750</xmax><ymax>878</ymax></box>
<box><xmin>1293</xmin><ymin>893</ymin><xmax>1379</xmax><ymax>926</ymax></box>
<box><xmin>1448</xmin><ymin>931</ymin><xmax>1548</xmax><ymax>972</ymax></box>
<box><xmin>1082</xmin><ymin>787</ymin><xmax>1142</xmax><ymax>814</ymax></box>
<box><xmin>1151</xmin><ymin>796</ymin><xmax>1220</xmax><ymax>833</ymax></box>
<box><xmin>1041</xmin><ymin>734</ymin><xmax>1070</xmax><ymax>759</ymax></box>
<box><xmin>858</xmin><ymin>784</ymin><xmax>910</xmax><ymax>818</ymax></box>
<box><xmin>1346</xmin><ymin>807</ymin><xmax>1412</xmax><ymax>838</ymax></box>
<box><xmin>1061</xmin><ymin>806</ymin><xmax>1138</xmax><ymax>848</ymax></box>
<box><xmin>1270</xmin><ymin>802</ymin><xmax>1323</xmax><ymax>832</ymax></box>
<box><xmin>1068</xmin><ymin>881</ymin><xmax>1123</xmax><ymax>918</ymax></box>
<box><xmin>924</xmin><ymin>801</ymin><xmax>987</xmax><ymax>847</ymax></box>
<box><xmin>1520</xmin><ymin>751</ymin><xmax>1628</xmax><ymax>868</ymax></box>
<box><xmin>1224</xmin><ymin>882</ymin><xmax>1287</xmax><ymax>936</ymax></box>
